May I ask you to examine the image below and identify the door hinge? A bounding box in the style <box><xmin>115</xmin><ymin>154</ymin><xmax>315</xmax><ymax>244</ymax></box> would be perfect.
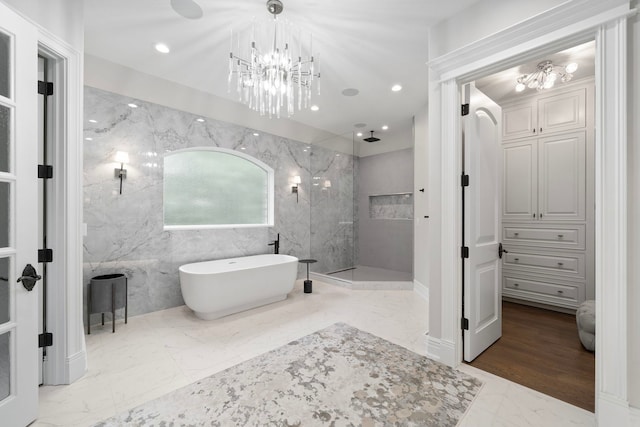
<box><xmin>461</xmin><ymin>103</ymin><xmax>470</xmax><ymax>116</ymax></box>
<box><xmin>461</xmin><ymin>174</ymin><xmax>469</xmax><ymax>187</ymax></box>
<box><xmin>38</xmin><ymin>249</ymin><xmax>53</xmax><ymax>263</ymax></box>
<box><xmin>38</xmin><ymin>332</ymin><xmax>53</xmax><ymax>348</ymax></box>
<box><xmin>461</xmin><ymin>246</ymin><xmax>469</xmax><ymax>258</ymax></box>
<box><xmin>37</xmin><ymin>81</ymin><xmax>53</xmax><ymax>96</ymax></box>
<box><xmin>38</xmin><ymin>164</ymin><xmax>53</xmax><ymax>179</ymax></box>
<box><xmin>461</xmin><ymin>317</ymin><xmax>469</xmax><ymax>330</ymax></box>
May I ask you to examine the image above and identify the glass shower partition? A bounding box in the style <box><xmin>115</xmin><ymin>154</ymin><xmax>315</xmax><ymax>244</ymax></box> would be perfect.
<box><xmin>309</xmin><ymin>132</ymin><xmax>356</xmax><ymax>283</ymax></box>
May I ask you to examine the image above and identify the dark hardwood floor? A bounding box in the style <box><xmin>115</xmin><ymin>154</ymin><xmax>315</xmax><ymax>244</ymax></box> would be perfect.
<box><xmin>468</xmin><ymin>301</ymin><xmax>595</xmax><ymax>412</ymax></box>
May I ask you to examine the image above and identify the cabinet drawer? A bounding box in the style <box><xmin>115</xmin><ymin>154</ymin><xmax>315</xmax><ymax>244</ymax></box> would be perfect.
<box><xmin>503</xmin><ymin>224</ymin><xmax>585</xmax><ymax>250</ymax></box>
<box><xmin>503</xmin><ymin>275</ymin><xmax>582</xmax><ymax>305</ymax></box>
<box><xmin>503</xmin><ymin>249</ymin><xmax>585</xmax><ymax>278</ymax></box>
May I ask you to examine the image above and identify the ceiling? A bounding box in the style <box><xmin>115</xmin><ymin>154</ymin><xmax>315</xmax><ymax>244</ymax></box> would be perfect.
<box><xmin>475</xmin><ymin>41</ymin><xmax>596</xmax><ymax>103</ymax></box>
<box><xmin>83</xmin><ymin>0</ymin><xmax>482</xmax><ymax>149</ymax></box>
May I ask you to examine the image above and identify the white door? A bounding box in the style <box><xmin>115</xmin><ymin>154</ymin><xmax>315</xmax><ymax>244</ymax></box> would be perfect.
<box><xmin>462</xmin><ymin>83</ymin><xmax>502</xmax><ymax>362</ymax></box>
<box><xmin>0</xmin><ymin>3</ymin><xmax>40</xmax><ymax>426</ymax></box>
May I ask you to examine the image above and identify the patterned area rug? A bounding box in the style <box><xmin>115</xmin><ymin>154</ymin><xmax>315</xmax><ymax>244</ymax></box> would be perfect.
<box><xmin>96</xmin><ymin>323</ymin><xmax>482</xmax><ymax>426</ymax></box>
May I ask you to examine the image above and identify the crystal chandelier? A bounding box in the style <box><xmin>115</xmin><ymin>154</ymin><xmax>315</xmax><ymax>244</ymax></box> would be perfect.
<box><xmin>228</xmin><ymin>0</ymin><xmax>320</xmax><ymax>118</ymax></box>
<box><xmin>515</xmin><ymin>60</ymin><xmax>578</xmax><ymax>93</ymax></box>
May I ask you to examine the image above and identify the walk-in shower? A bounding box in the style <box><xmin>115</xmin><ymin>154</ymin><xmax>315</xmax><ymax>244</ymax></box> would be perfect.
<box><xmin>309</xmin><ymin>132</ymin><xmax>414</xmax><ymax>289</ymax></box>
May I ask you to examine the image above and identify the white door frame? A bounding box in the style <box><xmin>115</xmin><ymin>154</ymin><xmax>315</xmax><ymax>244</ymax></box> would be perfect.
<box><xmin>36</xmin><ymin>28</ymin><xmax>85</xmax><ymax>385</ymax></box>
<box><xmin>427</xmin><ymin>0</ymin><xmax>633</xmax><ymax>424</ymax></box>
<box><xmin>37</xmin><ymin>32</ymin><xmax>85</xmax><ymax>385</ymax></box>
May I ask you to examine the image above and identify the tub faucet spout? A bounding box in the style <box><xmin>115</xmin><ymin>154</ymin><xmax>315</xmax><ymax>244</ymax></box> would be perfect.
<box><xmin>268</xmin><ymin>233</ymin><xmax>280</xmax><ymax>254</ymax></box>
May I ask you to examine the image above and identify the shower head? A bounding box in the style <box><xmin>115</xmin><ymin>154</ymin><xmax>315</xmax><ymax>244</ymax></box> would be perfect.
<box><xmin>363</xmin><ymin>131</ymin><xmax>380</xmax><ymax>143</ymax></box>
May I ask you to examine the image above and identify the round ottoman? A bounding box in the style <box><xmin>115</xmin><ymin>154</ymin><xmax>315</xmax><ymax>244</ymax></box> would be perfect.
<box><xmin>576</xmin><ymin>300</ymin><xmax>595</xmax><ymax>352</ymax></box>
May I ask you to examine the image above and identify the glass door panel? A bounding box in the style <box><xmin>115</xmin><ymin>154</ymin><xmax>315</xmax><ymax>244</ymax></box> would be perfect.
<box><xmin>0</xmin><ymin>332</ymin><xmax>9</xmax><ymax>401</ymax></box>
<box><xmin>309</xmin><ymin>132</ymin><xmax>355</xmax><ymax>281</ymax></box>
<box><xmin>0</xmin><ymin>105</ymin><xmax>9</xmax><ymax>172</ymax></box>
<box><xmin>0</xmin><ymin>258</ymin><xmax>8</xmax><ymax>324</ymax></box>
<box><xmin>0</xmin><ymin>32</ymin><xmax>9</xmax><ymax>99</ymax></box>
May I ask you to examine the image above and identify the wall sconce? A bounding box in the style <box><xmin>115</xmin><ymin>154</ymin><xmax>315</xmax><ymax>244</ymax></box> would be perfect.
<box><xmin>114</xmin><ymin>151</ymin><xmax>129</xmax><ymax>195</ymax></box>
<box><xmin>292</xmin><ymin>175</ymin><xmax>301</xmax><ymax>203</ymax></box>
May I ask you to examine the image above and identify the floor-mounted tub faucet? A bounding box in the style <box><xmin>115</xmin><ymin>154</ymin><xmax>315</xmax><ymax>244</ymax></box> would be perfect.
<box><xmin>268</xmin><ymin>233</ymin><xmax>280</xmax><ymax>254</ymax></box>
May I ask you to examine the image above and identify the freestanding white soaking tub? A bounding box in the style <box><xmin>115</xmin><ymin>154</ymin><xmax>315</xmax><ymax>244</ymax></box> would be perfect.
<box><xmin>179</xmin><ymin>254</ymin><xmax>298</xmax><ymax>320</ymax></box>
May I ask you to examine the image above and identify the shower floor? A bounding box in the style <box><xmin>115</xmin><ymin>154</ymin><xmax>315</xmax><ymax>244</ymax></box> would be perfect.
<box><xmin>311</xmin><ymin>265</ymin><xmax>413</xmax><ymax>290</ymax></box>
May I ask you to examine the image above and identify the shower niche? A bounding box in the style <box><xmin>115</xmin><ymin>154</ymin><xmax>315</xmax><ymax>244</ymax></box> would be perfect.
<box><xmin>369</xmin><ymin>193</ymin><xmax>414</xmax><ymax>220</ymax></box>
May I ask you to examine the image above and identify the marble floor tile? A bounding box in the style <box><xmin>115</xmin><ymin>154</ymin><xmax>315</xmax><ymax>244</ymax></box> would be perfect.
<box><xmin>35</xmin><ymin>280</ymin><xmax>595</xmax><ymax>427</ymax></box>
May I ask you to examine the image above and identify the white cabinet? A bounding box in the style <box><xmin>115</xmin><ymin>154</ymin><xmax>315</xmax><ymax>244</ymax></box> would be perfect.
<box><xmin>502</xmin><ymin>131</ymin><xmax>586</xmax><ymax>222</ymax></box>
<box><xmin>502</xmin><ymin>87</ymin><xmax>586</xmax><ymax>140</ymax></box>
<box><xmin>500</xmin><ymin>81</ymin><xmax>593</xmax><ymax>312</ymax></box>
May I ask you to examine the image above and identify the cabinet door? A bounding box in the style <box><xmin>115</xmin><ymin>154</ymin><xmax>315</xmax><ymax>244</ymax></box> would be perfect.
<box><xmin>502</xmin><ymin>101</ymin><xmax>537</xmax><ymax>140</ymax></box>
<box><xmin>537</xmin><ymin>88</ymin><xmax>586</xmax><ymax>134</ymax></box>
<box><xmin>538</xmin><ymin>131</ymin><xmax>586</xmax><ymax>221</ymax></box>
<box><xmin>502</xmin><ymin>139</ymin><xmax>537</xmax><ymax>221</ymax></box>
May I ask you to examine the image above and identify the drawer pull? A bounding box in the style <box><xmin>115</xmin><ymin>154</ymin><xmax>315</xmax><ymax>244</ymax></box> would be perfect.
<box><xmin>557</xmin><ymin>262</ymin><xmax>564</xmax><ymax>267</ymax></box>
<box><xmin>514</xmin><ymin>258</ymin><xmax>519</xmax><ymax>261</ymax></box>
<box><xmin>557</xmin><ymin>234</ymin><xmax>564</xmax><ymax>238</ymax></box>
<box><xmin>557</xmin><ymin>290</ymin><xmax>564</xmax><ymax>294</ymax></box>
<box><xmin>513</xmin><ymin>283</ymin><xmax>519</xmax><ymax>287</ymax></box>
<box><xmin>514</xmin><ymin>232</ymin><xmax>519</xmax><ymax>236</ymax></box>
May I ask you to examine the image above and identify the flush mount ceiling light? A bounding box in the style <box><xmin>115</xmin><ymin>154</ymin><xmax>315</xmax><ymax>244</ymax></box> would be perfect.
<box><xmin>228</xmin><ymin>0</ymin><xmax>320</xmax><ymax>118</ymax></box>
<box><xmin>391</xmin><ymin>84</ymin><xmax>402</xmax><ymax>92</ymax></box>
<box><xmin>381</xmin><ymin>125</ymin><xmax>389</xmax><ymax>130</ymax></box>
<box><xmin>310</xmin><ymin>105</ymin><xmax>319</xmax><ymax>111</ymax></box>
<box><xmin>515</xmin><ymin>60</ymin><xmax>578</xmax><ymax>93</ymax></box>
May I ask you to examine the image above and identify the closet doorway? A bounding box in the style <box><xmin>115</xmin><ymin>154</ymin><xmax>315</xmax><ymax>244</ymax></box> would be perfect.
<box><xmin>462</xmin><ymin>40</ymin><xmax>596</xmax><ymax>412</ymax></box>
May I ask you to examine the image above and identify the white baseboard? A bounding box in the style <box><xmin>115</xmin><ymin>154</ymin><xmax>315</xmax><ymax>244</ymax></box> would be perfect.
<box><xmin>426</xmin><ymin>336</ymin><xmax>456</xmax><ymax>368</ymax></box>
<box><xmin>413</xmin><ymin>279</ymin><xmax>429</xmax><ymax>302</ymax></box>
<box><xmin>629</xmin><ymin>405</ymin><xmax>640</xmax><ymax>426</ymax></box>
<box><xmin>66</xmin><ymin>349</ymin><xmax>87</xmax><ymax>384</ymax></box>
<box><xmin>597</xmin><ymin>392</ymin><xmax>631</xmax><ymax>426</ymax></box>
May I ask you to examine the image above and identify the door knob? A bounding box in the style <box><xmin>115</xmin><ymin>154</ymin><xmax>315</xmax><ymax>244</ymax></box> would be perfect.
<box><xmin>17</xmin><ymin>264</ymin><xmax>41</xmax><ymax>291</ymax></box>
<box><xmin>498</xmin><ymin>243</ymin><xmax>508</xmax><ymax>259</ymax></box>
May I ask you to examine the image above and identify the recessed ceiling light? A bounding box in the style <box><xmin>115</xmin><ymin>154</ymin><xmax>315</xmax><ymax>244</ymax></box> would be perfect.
<box><xmin>85</xmin><ymin>137</ymin><xmax>93</xmax><ymax>141</ymax></box>
<box><xmin>342</xmin><ymin>88</ymin><xmax>359</xmax><ymax>97</ymax></box>
<box><xmin>88</xmin><ymin>119</ymin><xmax>97</xmax><ymax>123</ymax></box>
<box><xmin>336</xmin><ymin>154</ymin><xmax>340</xmax><ymax>157</ymax></box>
<box><xmin>356</xmin><ymin>132</ymin><xmax>363</xmax><ymax>137</ymax></box>
<box><xmin>310</xmin><ymin>105</ymin><xmax>319</xmax><ymax>111</ymax></box>
<box><xmin>382</xmin><ymin>125</ymin><xmax>389</xmax><ymax>130</ymax></box>
<box><xmin>240</xmin><ymin>147</ymin><xmax>246</xmax><ymax>150</ymax></box>
<box><xmin>155</xmin><ymin>43</ymin><xmax>170</xmax><ymax>54</ymax></box>
<box><xmin>253</xmin><ymin>132</ymin><xmax>259</xmax><ymax>136</ymax></box>
<box><xmin>391</xmin><ymin>84</ymin><xmax>402</xmax><ymax>92</ymax></box>
<box><xmin>196</xmin><ymin>118</ymin><xmax>205</xmax><ymax>122</ymax></box>
<box><xmin>128</xmin><ymin>103</ymin><xmax>138</xmax><ymax>108</ymax></box>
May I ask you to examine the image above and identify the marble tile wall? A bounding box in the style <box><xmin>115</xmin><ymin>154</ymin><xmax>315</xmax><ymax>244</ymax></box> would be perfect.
<box><xmin>357</xmin><ymin>148</ymin><xmax>414</xmax><ymax>273</ymax></box>
<box><xmin>84</xmin><ymin>87</ymin><xmax>357</xmax><ymax>322</ymax></box>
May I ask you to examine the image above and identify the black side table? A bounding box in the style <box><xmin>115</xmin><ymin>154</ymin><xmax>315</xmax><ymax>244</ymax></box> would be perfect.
<box><xmin>88</xmin><ymin>273</ymin><xmax>128</xmax><ymax>334</ymax></box>
<box><xmin>298</xmin><ymin>259</ymin><xmax>317</xmax><ymax>293</ymax></box>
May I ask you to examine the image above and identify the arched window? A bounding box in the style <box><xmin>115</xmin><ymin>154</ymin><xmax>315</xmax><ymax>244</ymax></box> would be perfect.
<box><xmin>163</xmin><ymin>147</ymin><xmax>274</xmax><ymax>229</ymax></box>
